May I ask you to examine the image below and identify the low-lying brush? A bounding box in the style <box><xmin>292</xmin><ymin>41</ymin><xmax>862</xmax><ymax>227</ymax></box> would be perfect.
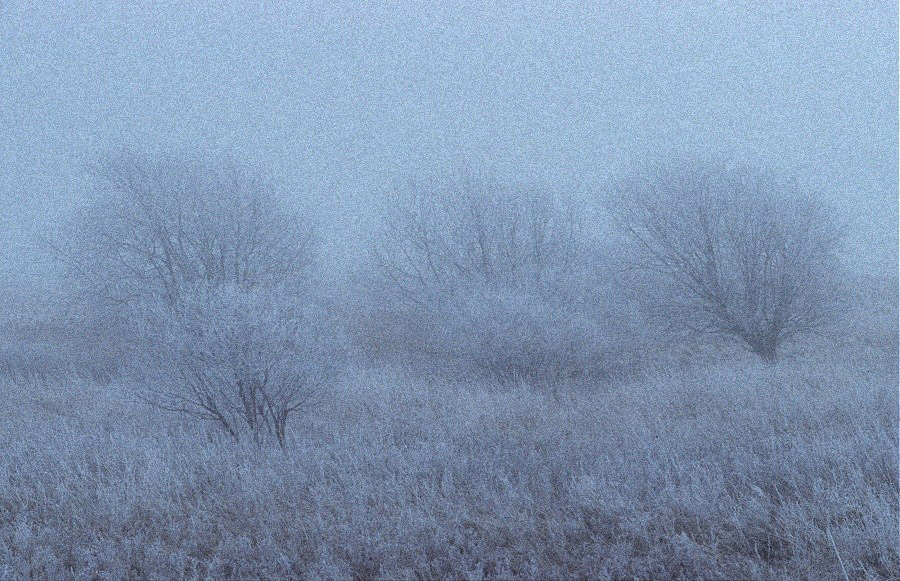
<box><xmin>0</xmin><ymin>353</ymin><xmax>895</xmax><ymax>579</ymax></box>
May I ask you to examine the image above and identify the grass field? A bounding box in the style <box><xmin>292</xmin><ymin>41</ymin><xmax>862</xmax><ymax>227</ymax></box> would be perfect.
<box><xmin>0</xmin><ymin>346</ymin><xmax>895</xmax><ymax>580</ymax></box>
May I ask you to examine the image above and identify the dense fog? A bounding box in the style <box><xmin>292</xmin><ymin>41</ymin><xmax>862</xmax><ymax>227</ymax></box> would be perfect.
<box><xmin>1</xmin><ymin>1</ymin><xmax>896</xmax><ymax>309</ymax></box>
<box><xmin>0</xmin><ymin>2</ymin><xmax>896</xmax><ymax>579</ymax></box>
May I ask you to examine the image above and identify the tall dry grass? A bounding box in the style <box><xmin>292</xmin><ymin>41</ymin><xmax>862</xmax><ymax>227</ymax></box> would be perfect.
<box><xmin>0</xmin><ymin>350</ymin><xmax>895</xmax><ymax>579</ymax></box>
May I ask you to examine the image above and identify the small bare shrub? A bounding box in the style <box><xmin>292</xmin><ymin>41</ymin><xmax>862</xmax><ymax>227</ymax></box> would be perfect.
<box><xmin>132</xmin><ymin>284</ymin><xmax>337</xmax><ymax>446</ymax></box>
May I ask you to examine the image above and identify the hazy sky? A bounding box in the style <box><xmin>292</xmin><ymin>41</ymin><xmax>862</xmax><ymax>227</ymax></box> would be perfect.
<box><xmin>1</xmin><ymin>0</ymin><xmax>896</xmax><ymax>306</ymax></box>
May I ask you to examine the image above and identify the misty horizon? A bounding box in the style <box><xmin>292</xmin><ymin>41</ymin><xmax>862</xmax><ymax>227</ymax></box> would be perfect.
<box><xmin>1</xmin><ymin>1</ymin><xmax>897</xmax><ymax>315</ymax></box>
<box><xmin>0</xmin><ymin>3</ymin><xmax>896</xmax><ymax>579</ymax></box>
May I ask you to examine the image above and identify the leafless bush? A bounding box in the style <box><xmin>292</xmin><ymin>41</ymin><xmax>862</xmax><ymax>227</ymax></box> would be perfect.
<box><xmin>367</xmin><ymin>174</ymin><xmax>638</xmax><ymax>383</ymax></box>
<box><xmin>374</xmin><ymin>175</ymin><xmax>587</xmax><ymax>302</ymax></box>
<box><xmin>59</xmin><ymin>152</ymin><xmax>316</xmax><ymax>312</ymax></box>
<box><xmin>613</xmin><ymin>164</ymin><xmax>842</xmax><ymax>361</ymax></box>
<box><xmin>53</xmin><ymin>152</ymin><xmax>336</xmax><ymax>440</ymax></box>
<box><xmin>132</xmin><ymin>284</ymin><xmax>337</xmax><ymax>446</ymax></box>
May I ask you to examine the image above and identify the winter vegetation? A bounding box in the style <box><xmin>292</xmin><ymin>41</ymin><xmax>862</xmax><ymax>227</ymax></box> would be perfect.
<box><xmin>363</xmin><ymin>175</ymin><xmax>639</xmax><ymax>385</ymax></box>
<box><xmin>0</xmin><ymin>346</ymin><xmax>895</xmax><ymax>579</ymax></box>
<box><xmin>613</xmin><ymin>165</ymin><xmax>843</xmax><ymax>362</ymax></box>
<box><xmin>2</xmin><ymin>0</ymin><xmax>896</xmax><ymax>577</ymax></box>
<box><xmin>129</xmin><ymin>284</ymin><xmax>337</xmax><ymax>447</ymax></box>
<box><xmin>0</xmin><ymin>148</ymin><xmax>895</xmax><ymax>579</ymax></box>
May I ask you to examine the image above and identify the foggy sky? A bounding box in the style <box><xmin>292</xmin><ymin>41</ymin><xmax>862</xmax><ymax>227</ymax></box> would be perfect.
<box><xmin>1</xmin><ymin>0</ymin><xmax>896</xmax><ymax>312</ymax></box>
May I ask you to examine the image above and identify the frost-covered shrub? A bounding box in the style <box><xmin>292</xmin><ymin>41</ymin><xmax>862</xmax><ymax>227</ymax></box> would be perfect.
<box><xmin>613</xmin><ymin>164</ymin><xmax>842</xmax><ymax>361</ymax></box>
<box><xmin>52</xmin><ymin>152</ymin><xmax>341</xmax><ymax>440</ymax></box>
<box><xmin>130</xmin><ymin>284</ymin><xmax>338</xmax><ymax>446</ymax></box>
<box><xmin>56</xmin><ymin>152</ymin><xmax>317</xmax><ymax>360</ymax></box>
<box><xmin>425</xmin><ymin>284</ymin><xmax>638</xmax><ymax>384</ymax></box>
<box><xmin>366</xmin><ymin>175</ymin><xmax>638</xmax><ymax>384</ymax></box>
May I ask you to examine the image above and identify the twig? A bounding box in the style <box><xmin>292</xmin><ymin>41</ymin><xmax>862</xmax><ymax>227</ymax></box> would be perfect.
<box><xmin>827</xmin><ymin>527</ymin><xmax>850</xmax><ymax>581</ymax></box>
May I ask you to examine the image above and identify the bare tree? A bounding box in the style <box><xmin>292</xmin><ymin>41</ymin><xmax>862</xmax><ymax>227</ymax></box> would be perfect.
<box><xmin>54</xmin><ymin>152</ymin><xmax>335</xmax><ymax>441</ymax></box>
<box><xmin>373</xmin><ymin>174</ymin><xmax>589</xmax><ymax>304</ymax></box>
<box><xmin>614</xmin><ymin>164</ymin><xmax>841</xmax><ymax>361</ymax></box>
<box><xmin>59</xmin><ymin>152</ymin><xmax>316</xmax><ymax>311</ymax></box>
<box><xmin>365</xmin><ymin>174</ymin><xmax>637</xmax><ymax>383</ymax></box>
